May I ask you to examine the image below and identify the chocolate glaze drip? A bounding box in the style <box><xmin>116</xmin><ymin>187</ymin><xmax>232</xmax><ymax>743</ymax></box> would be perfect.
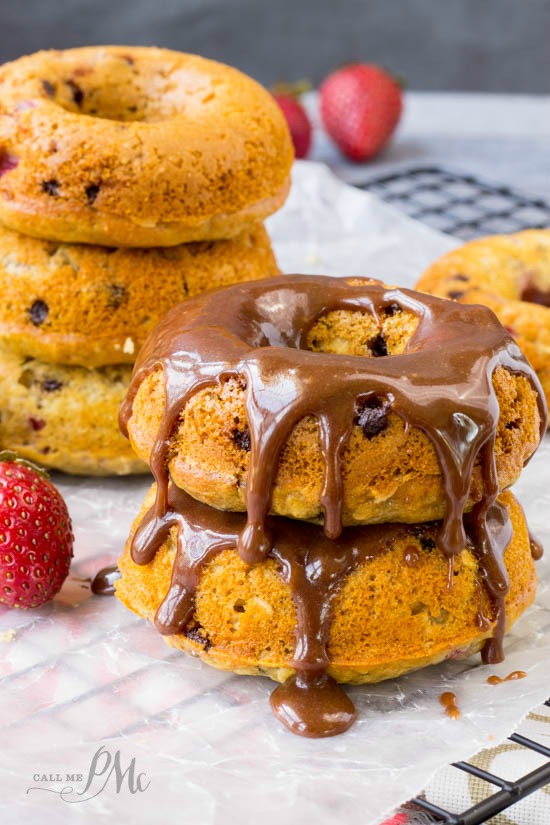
<box><xmin>487</xmin><ymin>670</ymin><xmax>527</xmax><ymax>685</ymax></box>
<box><xmin>91</xmin><ymin>565</ymin><xmax>121</xmax><ymax>596</ymax></box>
<box><xmin>404</xmin><ymin>546</ymin><xmax>421</xmax><ymax>567</ymax></box>
<box><xmin>464</xmin><ymin>466</ymin><xmax>513</xmax><ymax>665</ymax></box>
<box><xmin>270</xmin><ymin>673</ymin><xmax>356</xmax><ymax>738</ymax></box>
<box><xmin>119</xmin><ymin>275</ymin><xmax>547</xmax><ymax>735</ymax></box>
<box><xmin>120</xmin><ymin>276</ymin><xmax>545</xmax><ymax>558</ymax></box>
<box><xmin>529</xmin><ymin>531</ymin><xmax>544</xmax><ymax>561</ymax></box>
<box><xmin>440</xmin><ymin>691</ymin><xmax>461</xmax><ymax>719</ymax></box>
<box><xmin>133</xmin><ymin>483</ymin><xmax>513</xmax><ymax>737</ymax></box>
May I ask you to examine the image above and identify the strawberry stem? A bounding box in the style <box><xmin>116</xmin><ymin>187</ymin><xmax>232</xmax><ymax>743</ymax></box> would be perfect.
<box><xmin>271</xmin><ymin>79</ymin><xmax>312</xmax><ymax>97</ymax></box>
<box><xmin>0</xmin><ymin>450</ymin><xmax>50</xmax><ymax>478</ymax></box>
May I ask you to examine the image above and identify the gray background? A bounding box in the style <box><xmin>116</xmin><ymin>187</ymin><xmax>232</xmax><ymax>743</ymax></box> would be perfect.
<box><xmin>2</xmin><ymin>0</ymin><xmax>549</xmax><ymax>92</ymax></box>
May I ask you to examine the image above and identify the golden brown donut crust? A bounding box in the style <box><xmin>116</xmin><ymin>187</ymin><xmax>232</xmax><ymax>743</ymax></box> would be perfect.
<box><xmin>0</xmin><ymin>223</ymin><xmax>279</xmax><ymax>367</ymax></box>
<box><xmin>0</xmin><ymin>346</ymin><xmax>145</xmax><ymax>475</ymax></box>
<box><xmin>116</xmin><ymin>488</ymin><xmax>536</xmax><ymax>684</ymax></box>
<box><xmin>0</xmin><ymin>47</ymin><xmax>293</xmax><ymax>246</ymax></box>
<box><xmin>416</xmin><ymin>229</ymin><xmax>550</xmax><ymax>414</ymax></box>
<box><xmin>126</xmin><ymin>304</ymin><xmax>542</xmax><ymax>526</ymax></box>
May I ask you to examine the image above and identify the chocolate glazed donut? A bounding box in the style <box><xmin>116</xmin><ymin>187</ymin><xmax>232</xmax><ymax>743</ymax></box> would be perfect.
<box><xmin>119</xmin><ymin>275</ymin><xmax>547</xmax><ymax>736</ymax></box>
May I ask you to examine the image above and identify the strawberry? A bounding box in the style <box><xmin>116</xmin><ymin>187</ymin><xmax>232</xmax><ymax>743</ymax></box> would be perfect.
<box><xmin>319</xmin><ymin>63</ymin><xmax>403</xmax><ymax>162</ymax></box>
<box><xmin>273</xmin><ymin>92</ymin><xmax>312</xmax><ymax>159</ymax></box>
<box><xmin>0</xmin><ymin>452</ymin><xmax>73</xmax><ymax>608</ymax></box>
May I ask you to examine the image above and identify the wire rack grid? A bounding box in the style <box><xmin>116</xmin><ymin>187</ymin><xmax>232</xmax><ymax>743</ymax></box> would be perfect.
<box><xmin>359</xmin><ymin>165</ymin><xmax>550</xmax><ymax>240</ymax></box>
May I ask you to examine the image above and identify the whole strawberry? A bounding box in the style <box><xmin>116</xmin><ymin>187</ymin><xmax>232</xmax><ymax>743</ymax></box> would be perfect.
<box><xmin>273</xmin><ymin>92</ymin><xmax>312</xmax><ymax>159</ymax></box>
<box><xmin>320</xmin><ymin>63</ymin><xmax>403</xmax><ymax>162</ymax></box>
<box><xmin>0</xmin><ymin>452</ymin><xmax>73</xmax><ymax>608</ymax></box>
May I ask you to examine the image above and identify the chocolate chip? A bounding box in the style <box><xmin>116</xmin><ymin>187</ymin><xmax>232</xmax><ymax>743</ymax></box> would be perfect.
<box><xmin>385</xmin><ymin>302</ymin><xmax>403</xmax><ymax>316</ymax></box>
<box><xmin>453</xmin><ymin>274</ymin><xmax>469</xmax><ymax>282</ymax></box>
<box><xmin>409</xmin><ymin>526</ymin><xmax>438</xmax><ymax>550</ymax></box>
<box><xmin>42</xmin><ymin>378</ymin><xmax>62</xmax><ymax>392</ymax></box>
<box><xmin>85</xmin><ymin>183</ymin><xmax>100</xmax><ymax>205</ymax></box>
<box><xmin>107</xmin><ymin>284</ymin><xmax>127</xmax><ymax>309</ymax></box>
<box><xmin>28</xmin><ymin>417</ymin><xmax>46</xmax><ymax>431</ymax></box>
<box><xmin>232</xmin><ymin>426</ymin><xmax>251</xmax><ymax>452</ymax></box>
<box><xmin>369</xmin><ymin>333</ymin><xmax>389</xmax><ymax>357</ymax></box>
<box><xmin>355</xmin><ymin>396</ymin><xmax>390</xmax><ymax>439</ymax></box>
<box><xmin>0</xmin><ymin>151</ymin><xmax>18</xmax><ymax>177</ymax></box>
<box><xmin>185</xmin><ymin>625</ymin><xmax>211</xmax><ymax>651</ymax></box>
<box><xmin>521</xmin><ymin>283</ymin><xmax>550</xmax><ymax>307</ymax></box>
<box><xmin>28</xmin><ymin>299</ymin><xmax>49</xmax><ymax>326</ymax></box>
<box><xmin>41</xmin><ymin>79</ymin><xmax>55</xmax><ymax>97</ymax></box>
<box><xmin>420</xmin><ymin>536</ymin><xmax>436</xmax><ymax>551</ymax></box>
<box><xmin>41</xmin><ymin>179</ymin><xmax>59</xmax><ymax>196</ymax></box>
<box><xmin>66</xmin><ymin>79</ymin><xmax>84</xmax><ymax>106</ymax></box>
<box><xmin>447</xmin><ymin>290</ymin><xmax>465</xmax><ymax>300</ymax></box>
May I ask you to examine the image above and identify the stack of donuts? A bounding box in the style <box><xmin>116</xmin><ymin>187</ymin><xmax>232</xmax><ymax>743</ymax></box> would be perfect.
<box><xmin>115</xmin><ymin>274</ymin><xmax>547</xmax><ymax>737</ymax></box>
<box><xmin>0</xmin><ymin>46</ymin><xmax>292</xmax><ymax>474</ymax></box>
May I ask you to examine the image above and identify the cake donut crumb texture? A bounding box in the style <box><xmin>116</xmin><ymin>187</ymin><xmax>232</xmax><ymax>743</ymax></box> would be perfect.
<box><xmin>115</xmin><ymin>487</ymin><xmax>536</xmax><ymax>685</ymax></box>
<box><xmin>0</xmin><ymin>46</ymin><xmax>293</xmax><ymax>246</ymax></box>
<box><xmin>0</xmin><ymin>223</ymin><xmax>279</xmax><ymax>367</ymax></box>
<box><xmin>0</xmin><ymin>347</ymin><xmax>145</xmax><ymax>475</ymax></box>
<box><xmin>124</xmin><ymin>276</ymin><xmax>544</xmax><ymax>527</ymax></box>
<box><xmin>416</xmin><ymin>229</ymin><xmax>550</xmax><ymax>414</ymax></box>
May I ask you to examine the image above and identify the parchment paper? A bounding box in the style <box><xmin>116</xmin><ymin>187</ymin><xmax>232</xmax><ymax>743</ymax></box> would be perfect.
<box><xmin>1</xmin><ymin>161</ymin><xmax>548</xmax><ymax>825</ymax></box>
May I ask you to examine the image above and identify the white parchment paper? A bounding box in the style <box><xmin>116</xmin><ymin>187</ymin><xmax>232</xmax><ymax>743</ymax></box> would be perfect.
<box><xmin>1</xmin><ymin>161</ymin><xmax>549</xmax><ymax>825</ymax></box>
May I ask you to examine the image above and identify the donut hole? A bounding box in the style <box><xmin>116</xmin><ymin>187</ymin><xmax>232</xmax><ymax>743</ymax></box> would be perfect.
<box><xmin>305</xmin><ymin>308</ymin><xmax>419</xmax><ymax>357</ymax></box>
<box><xmin>42</xmin><ymin>52</ymin><xmax>217</xmax><ymax>123</ymax></box>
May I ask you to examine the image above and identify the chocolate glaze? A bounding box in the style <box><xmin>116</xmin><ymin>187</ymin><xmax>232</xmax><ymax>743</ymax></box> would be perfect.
<box><xmin>440</xmin><ymin>691</ymin><xmax>461</xmax><ymax>719</ymax></box>
<box><xmin>133</xmin><ymin>481</ymin><xmax>512</xmax><ymax>737</ymax></box>
<box><xmin>119</xmin><ymin>275</ymin><xmax>547</xmax><ymax>735</ymax></box>
<box><xmin>487</xmin><ymin>670</ymin><xmax>527</xmax><ymax>685</ymax></box>
<box><xmin>91</xmin><ymin>565</ymin><xmax>121</xmax><ymax>596</ymax></box>
<box><xmin>270</xmin><ymin>673</ymin><xmax>356</xmax><ymax>738</ymax></box>
<box><xmin>529</xmin><ymin>531</ymin><xmax>544</xmax><ymax>561</ymax></box>
<box><xmin>404</xmin><ymin>546</ymin><xmax>421</xmax><ymax>567</ymax></box>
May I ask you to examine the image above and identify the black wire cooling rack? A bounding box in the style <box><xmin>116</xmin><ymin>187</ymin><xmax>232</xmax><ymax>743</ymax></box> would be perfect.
<box><xmin>358</xmin><ymin>165</ymin><xmax>550</xmax><ymax>240</ymax></box>
<box><xmin>409</xmin><ymin>702</ymin><xmax>550</xmax><ymax>824</ymax></box>
<box><xmin>359</xmin><ymin>165</ymin><xmax>550</xmax><ymax>823</ymax></box>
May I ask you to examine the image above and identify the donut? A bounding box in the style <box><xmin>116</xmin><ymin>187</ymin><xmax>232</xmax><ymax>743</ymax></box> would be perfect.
<box><xmin>0</xmin><ymin>46</ymin><xmax>293</xmax><ymax>246</ymax></box>
<box><xmin>416</xmin><ymin>229</ymin><xmax>550</xmax><ymax>414</ymax></box>
<box><xmin>0</xmin><ymin>347</ymin><xmax>144</xmax><ymax>475</ymax></box>
<box><xmin>0</xmin><ymin>223</ymin><xmax>278</xmax><ymax>367</ymax></box>
<box><xmin>121</xmin><ymin>275</ymin><xmax>546</xmax><ymax>552</ymax></box>
<box><xmin>116</xmin><ymin>484</ymin><xmax>538</xmax><ymax>702</ymax></box>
